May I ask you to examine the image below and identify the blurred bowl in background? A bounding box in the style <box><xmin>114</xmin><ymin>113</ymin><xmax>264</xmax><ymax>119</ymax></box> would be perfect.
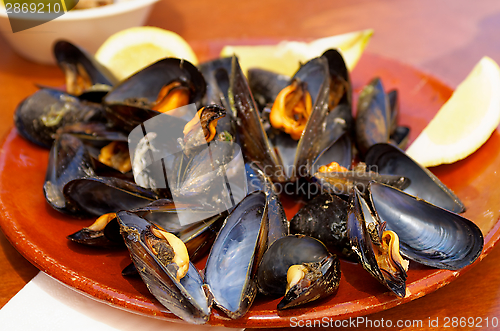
<box><xmin>0</xmin><ymin>0</ymin><xmax>159</xmax><ymax>64</ymax></box>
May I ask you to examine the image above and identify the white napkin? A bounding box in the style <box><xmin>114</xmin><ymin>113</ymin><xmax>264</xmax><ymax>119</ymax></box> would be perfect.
<box><xmin>0</xmin><ymin>272</ymin><xmax>244</xmax><ymax>331</ymax></box>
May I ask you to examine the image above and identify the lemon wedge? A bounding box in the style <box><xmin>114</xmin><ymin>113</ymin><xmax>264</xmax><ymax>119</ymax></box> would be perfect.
<box><xmin>220</xmin><ymin>29</ymin><xmax>373</xmax><ymax>76</ymax></box>
<box><xmin>95</xmin><ymin>27</ymin><xmax>198</xmax><ymax>81</ymax></box>
<box><xmin>406</xmin><ymin>56</ymin><xmax>500</xmax><ymax>167</ymax></box>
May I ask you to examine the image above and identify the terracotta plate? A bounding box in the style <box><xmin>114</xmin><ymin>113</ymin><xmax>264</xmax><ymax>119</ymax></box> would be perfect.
<box><xmin>1</xmin><ymin>50</ymin><xmax>500</xmax><ymax>328</ymax></box>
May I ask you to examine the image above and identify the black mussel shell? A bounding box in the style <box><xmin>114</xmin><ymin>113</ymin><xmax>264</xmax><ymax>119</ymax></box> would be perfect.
<box><xmin>311</xmin><ymin>132</ymin><xmax>352</xmax><ymax>173</ymax></box>
<box><xmin>56</xmin><ymin>122</ymin><xmax>128</xmax><ymax>145</ymax></box>
<box><xmin>67</xmin><ymin>216</ymin><xmax>124</xmax><ymax>248</ymax></box>
<box><xmin>277</xmin><ymin>56</ymin><xmax>331</xmax><ymax>180</ymax></box>
<box><xmin>368</xmin><ymin>182</ymin><xmax>483</xmax><ymax>269</ymax></box>
<box><xmin>63</xmin><ymin>176</ymin><xmax>158</xmax><ymax>216</ymax></box>
<box><xmin>14</xmin><ymin>89</ymin><xmax>106</xmax><ymax>148</ymax></box>
<box><xmin>229</xmin><ymin>56</ymin><xmax>285</xmax><ymax>182</ymax></box>
<box><xmin>387</xmin><ymin>89</ymin><xmax>399</xmax><ymax>135</ymax></box>
<box><xmin>105</xmin><ymin>58</ymin><xmax>205</xmax><ymax>106</ymax></box>
<box><xmin>278</xmin><ymin>255</ymin><xmax>340</xmax><ymax>310</ymax></box>
<box><xmin>198</xmin><ymin>58</ymin><xmax>236</xmax><ymax>137</ymax></box>
<box><xmin>290</xmin><ymin>194</ymin><xmax>354</xmax><ymax>260</ymax></box>
<box><xmin>321</xmin><ymin>49</ymin><xmax>353</xmax><ymax>133</ymax></box>
<box><xmin>355</xmin><ymin>77</ymin><xmax>391</xmax><ymax>157</ymax></box>
<box><xmin>117</xmin><ymin>211</ymin><xmax>210</xmax><ymax>324</ymax></box>
<box><xmin>43</xmin><ymin>133</ymin><xmax>95</xmax><ymax>215</ymax></box>
<box><xmin>257</xmin><ymin>235</ymin><xmax>340</xmax><ymax>310</ymax></box>
<box><xmin>103</xmin><ymin>58</ymin><xmax>205</xmax><ymax>131</ymax></box>
<box><xmin>204</xmin><ymin>191</ymin><xmax>269</xmax><ymax>319</ymax></box>
<box><xmin>199</xmin><ymin>57</ymin><xmax>233</xmax><ymax>109</ymax></box>
<box><xmin>347</xmin><ymin>187</ymin><xmax>407</xmax><ymax>297</ymax></box>
<box><xmin>54</xmin><ymin>40</ymin><xmax>117</xmax><ymax>97</ymax></box>
<box><xmin>364</xmin><ymin>143</ymin><xmax>465</xmax><ymax>213</ymax></box>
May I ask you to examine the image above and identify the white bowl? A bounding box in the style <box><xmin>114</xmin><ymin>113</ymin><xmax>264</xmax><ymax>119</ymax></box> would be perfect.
<box><xmin>0</xmin><ymin>0</ymin><xmax>159</xmax><ymax>64</ymax></box>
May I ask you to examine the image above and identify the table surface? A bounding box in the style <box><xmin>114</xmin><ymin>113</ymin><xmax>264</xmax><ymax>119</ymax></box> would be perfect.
<box><xmin>2</xmin><ymin>0</ymin><xmax>500</xmax><ymax>330</ymax></box>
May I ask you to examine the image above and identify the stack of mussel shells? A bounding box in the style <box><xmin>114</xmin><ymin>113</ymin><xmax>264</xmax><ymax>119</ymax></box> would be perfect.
<box><xmin>14</xmin><ymin>40</ymin><xmax>484</xmax><ymax>324</ymax></box>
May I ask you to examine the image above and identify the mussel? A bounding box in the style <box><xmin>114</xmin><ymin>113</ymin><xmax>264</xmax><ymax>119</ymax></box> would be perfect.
<box><xmin>355</xmin><ymin>78</ymin><xmax>410</xmax><ymax>156</ymax></box>
<box><xmin>347</xmin><ymin>187</ymin><xmax>409</xmax><ymax>297</ymax></box>
<box><xmin>257</xmin><ymin>235</ymin><xmax>340</xmax><ymax>309</ymax></box>
<box><xmin>44</xmin><ymin>133</ymin><xmax>95</xmax><ymax>215</ymax></box>
<box><xmin>103</xmin><ymin>58</ymin><xmax>206</xmax><ymax>132</ymax></box>
<box><xmin>204</xmin><ymin>191</ymin><xmax>269</xmax><ymax>318</ymax></box>
<box><xmin>14</xmin><ymin>89</ymin><xmax>106</xmax><ymax>148</ymax></box>
<box><xmin>53</xmin><ymin>40</ymin><xmax>117</xmax><ymax>101</ymax></box>
<box><xmin>117</xmin><ymin>211</ymin><xmax>210</xmax><ymax>324</ymax></box>
<box><xmin>290</xmin><ymin>193</ymin><xmax>354</xmax><ymax>260</ymax></box>
<box><xmin>63</xmin><ymin>176</ymin><xmax>158</xmax><ymax>216</ymax></box>
<box><xmin>368</xmin><ymin>182</ymin><xmax>483</xmax><ymax>269</ymax></box>
<box><xmin>231</xmin><ymin>49</ymin><xmax>353</xmax><ymax>184</ymax></box>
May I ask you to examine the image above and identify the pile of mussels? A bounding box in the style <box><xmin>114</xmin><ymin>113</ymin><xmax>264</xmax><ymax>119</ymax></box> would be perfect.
<box><xmin>14</xmin><ymin>41</ymin><xmax>484</xmax><ymax>324</ymax></box>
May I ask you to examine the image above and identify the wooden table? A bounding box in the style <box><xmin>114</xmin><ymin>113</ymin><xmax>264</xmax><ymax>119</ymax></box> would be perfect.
<box><xmin>1</xmin><ymin>0</ymin><xmax>500</xmax><ymax>329</ymax></box>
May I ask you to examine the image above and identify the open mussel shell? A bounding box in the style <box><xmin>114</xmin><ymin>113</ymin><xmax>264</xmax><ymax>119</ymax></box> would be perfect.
<box><xmin>198</xmin><ymin>58</ymin><xmax>236</xmax><ymax>137</ymax></box>
<box><xmin>290</xmin><ymin>193</ymin><xmax>354</xmax><ymax>260</ymax></box>
<box><xmin>257</xmin><ymin>235</ymin><xmax>340</xmax><ymax>310</ymax></box>
<box><xmin>53</xmin><ymin>40</ymin><xmax>117</xmax><ymax>100</ymax></box>
<box><xmin>105</xmin><ymin>58</ymin><xmax>205</xmax><ymax>106</ymax></box>
<box><xmin>347</xmin><ymin>187</ymin><xmax>407</xmax><ymax>297</ymax></box>
<box><xmin>311</xmin><ymin>132</ymin><xmax>352</xmax><ymax>173</ymax></box>
<box><xmin>204</xmin><ymin>191</ymin><xmax>269</xmax><ymax>319</ymax></box>
<box><xmin>364</xmin><ymin>143</ymin><xmax>465</xmax><ymax>213</ymax></box>
<box><xmin>320</xmin><ymin>49</ymin><xmax>353</xmax><ymax>130</ymax></box>
<box><xmin>63</xmin><ymin>176</ymin><xmax>158</xmax><ymax>217</ymax></box>
<box><xmin>14</xmin><ymin>89</ymin><xmax>106</xmax><ymax>148</ymax></box>
<box><xmin>43</xmin><ymin>133</ymin><xmax>95</xmax><ymax>215</ymax></box>
<box><xmin>132</xmin><ymin>199</ymin><xmax>228</xmax><ymax>261</ymax></box>
<box><xmin>355</xmin><ymin>77</ymin><xmax>391</xmax><ymax>157</ymax></box>
<box><xmin>368</xmin><ymin>182</ymin><xmax>484</xmax><ymax>269</ymax></box>
<box><xmin>67</xmin><ymin>213</ymin><xmax>123</xmax><ymax>248</ymax></box>
<box><xmin>57</xmin><ymin>122</ymin><xmax>133</xmax><ymax>178</ymax></box>
<box><xmin>275</xmin><ymin>56</ymin><xmax>331</xmax><ymax>180</ymax></box>
<box><xmin>103</xmin><ymin>58</ymin><xmax>206</xmax><ymax>131</ymax></box>
<box><xmin>229</xmin><ymin>56</ymin><xmax>285</xmax><ymax>182</ymax></box>
<box><xmin>117</xmin><ymin>211</ymin><xmax>210</xmax><ymax>324</ymax></box>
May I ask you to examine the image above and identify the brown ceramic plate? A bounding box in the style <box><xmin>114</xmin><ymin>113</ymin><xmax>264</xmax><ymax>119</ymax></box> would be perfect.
<box><xmin>1</xmin><ymin>49</ymin><xmax>500</xmax><ymax>328</ymax></box>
